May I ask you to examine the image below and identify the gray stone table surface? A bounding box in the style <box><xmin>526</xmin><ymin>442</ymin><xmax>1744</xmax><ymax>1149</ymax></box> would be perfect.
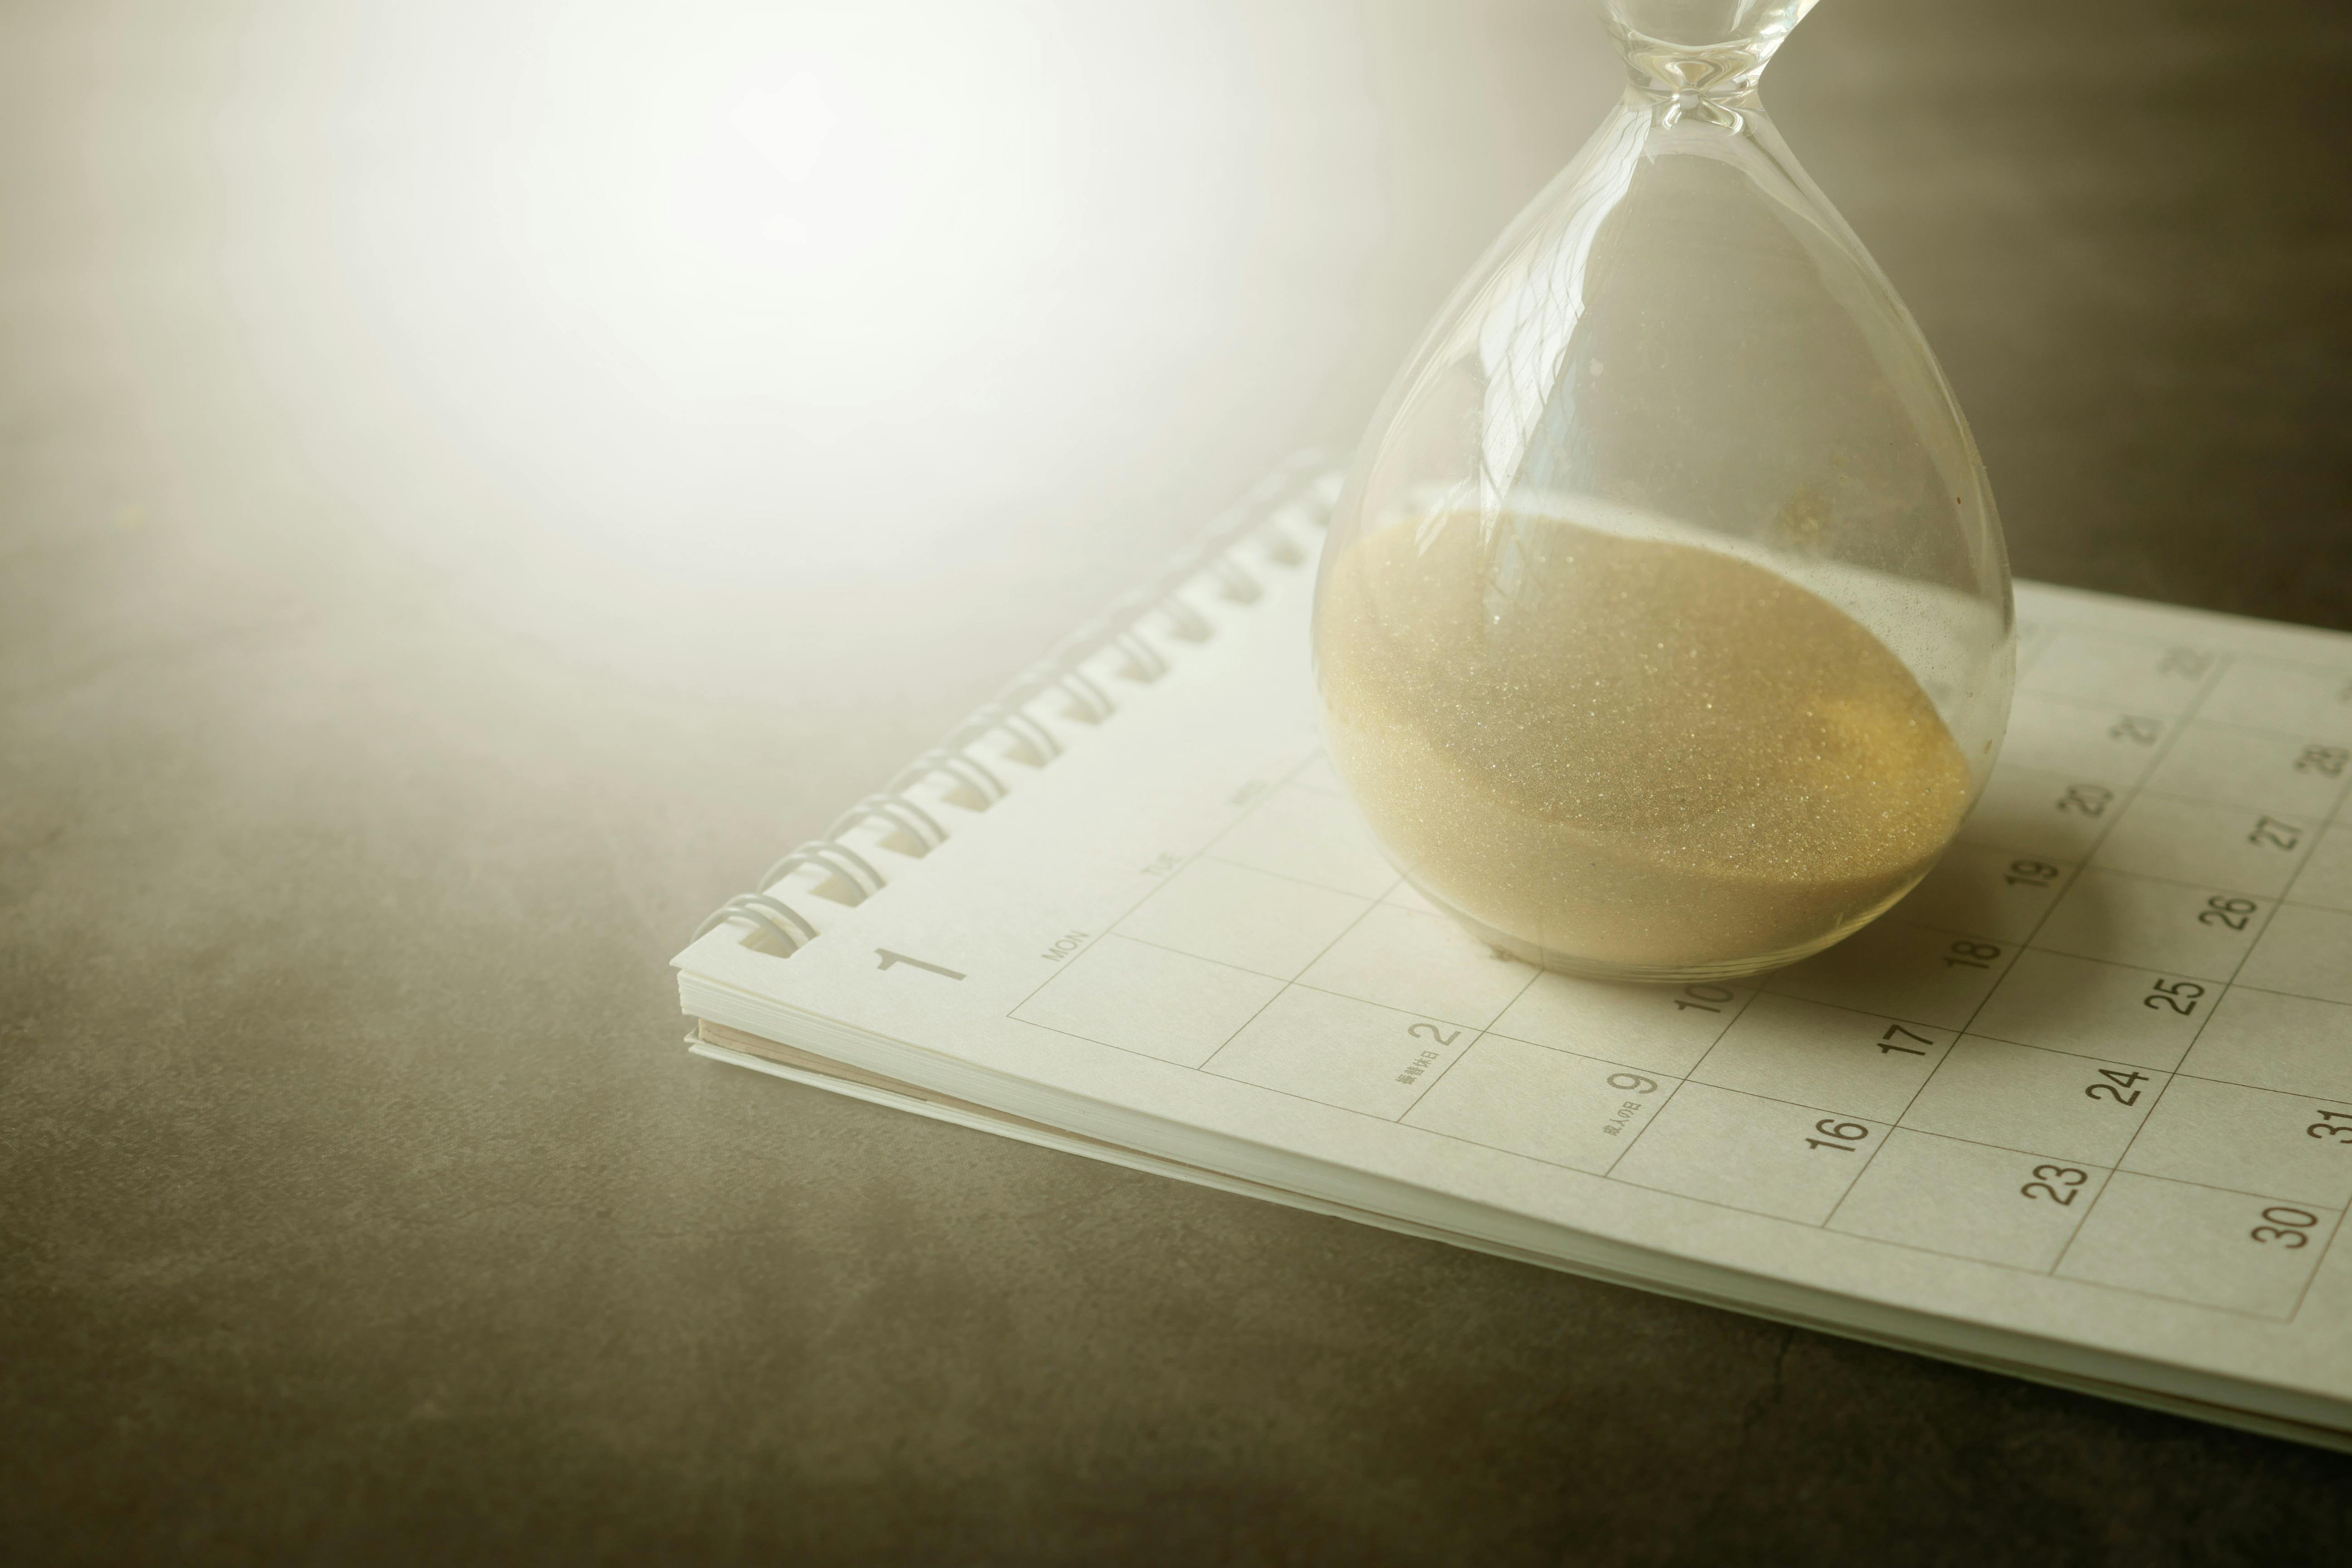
<box><xmin>5</xmin><ymin>0</ymin><xmax>2349</xmax><ymax>1562</ymax></box>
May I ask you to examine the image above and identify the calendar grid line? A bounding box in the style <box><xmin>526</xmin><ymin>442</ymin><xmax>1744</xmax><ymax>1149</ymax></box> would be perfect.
<box><xmin>2277</xmin><ymin>756</ymin><xmax>2352</xmax><ymax>911</ymax></box>
<box><xmin>2286</xmin><ymin>1201</ymin><xmax>2350</xmax><ymax>1323</ymax></box>
<box><xmin>1594</xmin><ymin>982</ymin><xmax>1772</xmax><ymax>1180</ymax></box>
<box><xmin>2220</xmin><ymin>763</ymin><xmax>2352</xmax><ymax>1298</ymax></box>
<box><xmin>1192</xmin><ymin>852</ymin><xmax>1399</xmax><ymax>900</ymax></box>
<box><xmin>2038</xmin><ymin>649</ymin><xmax>2322</xmax><ymax>1283</ymax></box>
<box><xmin>1197</xmin><ymin>891</ymin><xmax>1399</xmax><ymax>1076</ymax></box>
<box><xmin>1005</xmin><ymin>741</ymin><xmax>1354</xmax><ymax>1020</ymax></box>
<box><xmin>1034</xmin><ymin>992</ymin><xmax>2352</xmax><ymax>1316</ymax></box>
<box><xmin>1006</xmin><ymin>615</ymin><xmax>2352</xmax><ymax>1326</ymax></box>
<box><xmin>1601</xmin><ymin>1169</ymin><xmax>2327</xmax><ymax>1320</ymax></box>
<box><xmin>1960</xmin><ymin>828</ymin><xmax>2312</xmax><ymax>905</ymax></box>
<box><xmin>1014</xmin><ymin>964</ymin><xmax>2332</xmax><ymax>1318</ymax></box>
<box><xmin>1786</xmin><ymin>637</ymin><xmax>2230</xmax><ymax>1278</ymax></box>
<box><xmin>1398</xmin><ymin>968</ymin><xmax>1546</xmax><ymax>1117</ymax></box>
<box><xmin>995</xmin><ymin>1023</ymin><xmax>2327</xmax><ymax>1320</ymax></box>
<box><xmin>1003</xmin><ymin>851</ymin><xmax>1223</xmax><ymax>1020</ymax></box>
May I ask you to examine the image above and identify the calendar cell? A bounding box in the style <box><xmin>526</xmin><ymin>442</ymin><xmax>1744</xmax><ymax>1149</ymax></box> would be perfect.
<box><xmin>1999</xmin><ymin>692</ymin><xmax>2167</xmax><ymax>789</ymax></box>
<box><xmin>2031</xmin><ymin>869</ymin><xmax>2269</xmax><ymax>981</ymax></box>
<box><xmin>2121</xmin><ymin>1076</ymin><xmax>2352</xmax><ymax>1211</ymax></box>
<box><xmin>2141</xmin><ymin>721</ymin><xmax>2351</xmax><ymax>820</ymax></box>
<box><xmin>1013</xmin><ymin>936</ymin><xmax>1281</xmax><ymax>1067</ymax></box>
<box><xmin>1119</xmin><ymin>857</ymin><xmax>1370</xmax><ymax>978</ymax></box>
<box><xmin>1289</xmin><ymin>754</ymin><xmax>1350</xmax><ymax>797</ymax></box>
<box><xmin>2287</xmin><ymin>823</ymin><xmax>2352</xmax><ymax>914</ymax></box>
<box><xmin>1828</xmin><ymin>1130</ymin><xmax>2107</xmax><ymax>1272</ymax></box>
<box><xmin>2019</xmin><ymin>632</ymin><xmax>2214</xmax><ymax>717</ymax></box>
<box><xmin>2057</xmin><ymin>1173</ymin><xmax>2336</xmax><ymax>1317</ymax></box>
<box><xmin>2091</xmin><ymin>794</ymin><xmax>2316</xmax><ymax>899</ymax></box>
<box><xmin>1690</xmin><ymin>994</ymin><xmax>1953</xmax><ymax>1123</ymax></box>
<box><xmin>1403</xmin><ymin>1035</ymin><xmax>1674</xmax><ymax>1175</ymax></box>
<box><xmin>1607</xmin><ymin>1083</ymin><xmax>1888</xmax><ymax>1225</ymax></box>
<box><xmin>1384</xmin><ymin>879</ymin><xmax>1444</xmax><ymax>914</ymax></box>
<box><xmin>2013</xmin><ymin>616</ymin><xmax>2053</xmax><ymax>675</ymax></box>
<box><xmin>1489</xmin><ymin>971</ymin><xmax>1754</xmax><ymax>1079</ymax></box>
<box><xmin>2201</xmin><ymin>657</ymin><xmax>2352</xmax><ymax>747</ymax></box>
<box><xmin>1206</xmin><ymin>986</ymin><xmax>1473</xmax><ymax>1119</ymax></box>
<box><xmin>1900</xmin><ymin>1037</ymin><xmax>2164</xmax><ymax>1166</ymax></box>
<box><xmin>1209</xmin><ymin>782</ymin><xmax>1400</xmax><ymax>899</ymax></box>
<box><xmin>1301</xmin><ymin>902</ymin><xmax>1535</xmax><ymax>1029</ymax></box>
<box><xmin>1968</xmin><ymin>950</ymin><xmax>2210</xmax><ymax>1072</ymax></box>
<box><xmin>1893</xmin><ymin>840</ymin><xmax>2077</xmax><ymax>944</ymax></box>
<box><xmin>1957</xmin><ymin>765</ymin><xmax>2122</xmax><ymax>864</ymax></box>
<box><xmin>2181</xmin><ymin>988</ymin><xmax>2352</xmax><ymax>1103</ymax></box>
<box><xmin>2235</xmin><ymin>904</ymin><xmax>2352</xmax><ymax>1007</ymax></box>
<box><xmin>1767</xmin><ymin>919</ymin><xmax>2016</xmax><ymax>1030</ymax></box>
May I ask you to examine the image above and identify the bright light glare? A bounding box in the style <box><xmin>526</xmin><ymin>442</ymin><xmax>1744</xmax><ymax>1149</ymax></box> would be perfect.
<box><xmin>501</xmin><ymin>6</ymin><xmax>1073</xmax><ymax>407</ymax></box>
<box><xmin>219</xmin><ymin>1</ymin><xmax>1089</xmax><ymax>579</ymax></box>
<box><xmin>211</xmin><ymin>0</ymin><xmax>1380</xmax><ymax>593</ymax></box>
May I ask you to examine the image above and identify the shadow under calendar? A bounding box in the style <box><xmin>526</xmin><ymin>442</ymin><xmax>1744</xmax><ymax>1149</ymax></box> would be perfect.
<box><xmin>677</xmin><ymin>464</ymin><xmax>2352</xmax><ymax>1450</ymax></box>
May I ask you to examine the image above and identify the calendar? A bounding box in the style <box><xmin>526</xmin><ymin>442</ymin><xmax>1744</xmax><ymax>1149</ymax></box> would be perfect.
<box><xmin>678</xmin><ymin>471</ymin><xmax>2352</xmax><ymax>1444</ymax></box>
<box><xmin>1010</xmin><ymin>629</ymin><xmax>2352</xmax><ymax>1321</ymax></box>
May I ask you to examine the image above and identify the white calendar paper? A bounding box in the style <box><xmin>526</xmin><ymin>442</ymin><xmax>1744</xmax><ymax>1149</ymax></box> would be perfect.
<box><xmin>677</xmin><ymin>494</ymin><xmax>2352</xmax><ymax>1447</ymax></box>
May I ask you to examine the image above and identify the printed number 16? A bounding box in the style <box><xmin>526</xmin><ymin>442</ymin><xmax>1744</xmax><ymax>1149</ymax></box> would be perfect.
<box><xmin>1807</xmin><ymin>1119</ymin><xmax>1871</xmax><ymax>1153</ymax></box>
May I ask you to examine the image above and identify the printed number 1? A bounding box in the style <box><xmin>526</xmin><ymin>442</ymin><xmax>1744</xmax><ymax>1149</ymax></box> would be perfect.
<box><xmin>876</xmin><ymin>949</ymin><xmax>966</xmax><ymax>980</ymax></box>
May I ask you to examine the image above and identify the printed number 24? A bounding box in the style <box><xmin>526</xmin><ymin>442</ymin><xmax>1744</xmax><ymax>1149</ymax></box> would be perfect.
<box><xmin>2085</xmin><ymin>1068</ymin><xmax>2149</xmax><ymax>1106</ymax></box>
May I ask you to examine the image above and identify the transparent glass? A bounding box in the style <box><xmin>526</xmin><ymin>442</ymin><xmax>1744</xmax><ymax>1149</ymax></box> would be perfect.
<box><xmin>1313</xmin><ymin>0</ymin><xmax>2013</xmax><ymax>982</ymax></box>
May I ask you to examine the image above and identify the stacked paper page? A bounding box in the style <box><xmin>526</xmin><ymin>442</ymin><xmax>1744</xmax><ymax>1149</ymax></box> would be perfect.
<box><xmin>677</xmin><ymin>500</ymin><xmax>2352</xmax><ymax>1443</ymax></box>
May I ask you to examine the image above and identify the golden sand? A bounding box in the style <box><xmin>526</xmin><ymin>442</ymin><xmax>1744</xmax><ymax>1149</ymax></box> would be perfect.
<box><xmin>1315</xmin><ymin>512</ymin><xmax>1972</xmax><ymax>977</ymax></box>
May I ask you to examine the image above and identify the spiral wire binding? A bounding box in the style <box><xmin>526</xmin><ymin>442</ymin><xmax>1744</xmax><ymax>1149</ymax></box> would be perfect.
<box><xmin>692</xmin><ymin>451</ymin><xmax>1339</xmax><ymax>955</ymax></box>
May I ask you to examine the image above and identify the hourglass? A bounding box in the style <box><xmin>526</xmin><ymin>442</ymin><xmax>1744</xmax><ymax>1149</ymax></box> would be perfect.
<box><xmin>1313</xmin><ymin>0</ymin><xmax>2013</xmax><ymax>983</ymax></box>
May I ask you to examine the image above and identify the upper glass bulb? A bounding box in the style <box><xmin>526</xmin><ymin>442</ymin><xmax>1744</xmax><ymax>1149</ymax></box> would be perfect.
<box><xmin>1313</xmin><ymin>0</ymin><xmax>2013</xmax><ymax>983</ymax></box>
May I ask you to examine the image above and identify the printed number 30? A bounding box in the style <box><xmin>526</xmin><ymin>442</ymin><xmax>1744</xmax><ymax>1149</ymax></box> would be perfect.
<box><xmin>2252</xmin><ymin>1206</ymin><xmax>2318</xmax><ymax>1248</ymax></box>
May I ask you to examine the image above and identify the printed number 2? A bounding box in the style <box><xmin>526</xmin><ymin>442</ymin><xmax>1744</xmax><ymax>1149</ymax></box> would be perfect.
<box><xmin>875</xmin><ymin>949</ymin><xmax>966</xmax><ymax>980</ymax></box>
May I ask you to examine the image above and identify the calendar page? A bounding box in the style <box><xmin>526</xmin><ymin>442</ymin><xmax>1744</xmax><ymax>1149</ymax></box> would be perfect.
<box><xmin>678</xmin><ymin>527</ymin><xmax>2352</xmax><ymax>1437</ymax></box>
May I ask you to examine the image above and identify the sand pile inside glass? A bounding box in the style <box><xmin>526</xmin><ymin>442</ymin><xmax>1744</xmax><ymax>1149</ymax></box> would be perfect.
<box><xmin>1315</xmin><ymin>512</ymin><xmax>1973</xmax><ymax>977</ymax></box>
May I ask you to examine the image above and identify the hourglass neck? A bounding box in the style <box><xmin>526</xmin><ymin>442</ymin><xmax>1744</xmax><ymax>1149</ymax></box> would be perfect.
<box><xmin>1602</xmin><ymin>0</ymin><xmax>1816</xmax><ymax>123</ymax></box>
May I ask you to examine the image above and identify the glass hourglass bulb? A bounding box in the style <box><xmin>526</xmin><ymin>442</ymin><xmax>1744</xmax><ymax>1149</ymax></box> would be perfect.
<box><xmin>1313</xmin><ymin>0</ymin><xmax>2013</xmax><ymax>983</ymax></box>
